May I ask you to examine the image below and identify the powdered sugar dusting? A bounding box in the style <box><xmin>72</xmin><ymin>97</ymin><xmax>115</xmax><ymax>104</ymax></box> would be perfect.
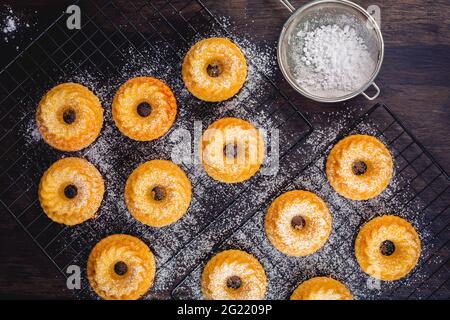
<box><xmin>17</xmin><ymin>10</ymin><xmax>440</xmax><ymax>300</ymax></box>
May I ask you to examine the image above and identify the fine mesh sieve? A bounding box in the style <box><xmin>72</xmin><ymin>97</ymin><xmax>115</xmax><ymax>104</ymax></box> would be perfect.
<box><xmin>277</xmin><ymin>0</ymin><xmax>384</xmax><ymax>102</ymax></box>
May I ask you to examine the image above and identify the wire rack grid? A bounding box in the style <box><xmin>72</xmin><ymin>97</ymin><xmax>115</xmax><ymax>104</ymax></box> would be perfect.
<box><xmin>171</xmin><ymin>103</ymin><xmax>450</xmax><ymax>300</ymax></box>
<box><xmin>0</xmin><ymin>0</ymin><xmax>314</xmax><ymax>299</ymax></box>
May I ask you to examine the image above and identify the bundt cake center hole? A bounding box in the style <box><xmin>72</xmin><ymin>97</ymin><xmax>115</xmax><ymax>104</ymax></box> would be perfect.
<box><xmin>352</xmin><ymin>161</ymin><xmax>368</xmax><ymax>175</ymax></box>
<box><xmin>207</xmin><ymin>63</ymin><xmax>222</xmax><ymax>77</ymax></box>
<box><xmin>223</xmin><ymin>143</ymin><xmax>239</xmax><ymax>159</ymax></box>
<box><xmin>114</xmin><ymin>261</ymin><xmax>128</xmax><ymax>276</ymax></box>
<box><xmin>151</xmin><ymin>186</ymin><xmax>166</xmax><ymax>201</ymax></box>
<box><xmin>137</xmin><ymin>102</ymin><xmax>152</xmax><ymax>117</ymax></box>
<box><xmin>64</xmin><ymin>184</ymin><xmax>78</xmax><ymax>199</ymax></box>
<box><xmin>291</xmin><ymin>215</ymin><xmax>306</xmax><ymax>230</ymax></box>
<box><xmin>226</xmin><ymin>275</ymin><xmax>242</xmax><ymax>290</ymax></box>
<box><xmin>380</xmin><ymin>240</ymin><xmax>396</xmax><ymax>256</ymax></box>
<box><xmin>62</xmin><ymin>109</ymin><xmax>76</xmax><ymax>124</ymax></box>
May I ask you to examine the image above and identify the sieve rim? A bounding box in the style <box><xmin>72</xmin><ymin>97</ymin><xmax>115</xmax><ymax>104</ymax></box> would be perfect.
<box><xmin>277</xmin><ymin>0</ymin><xmax>385</xmax><ymax>103</ymax></box>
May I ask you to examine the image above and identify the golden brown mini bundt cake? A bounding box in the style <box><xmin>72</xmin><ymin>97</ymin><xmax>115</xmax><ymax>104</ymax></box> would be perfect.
<box><xmin>36</xmin><ymin>83</ymin><xmax>103</xmax><ymax>151</ymax></box>
<box><xmin>182</xmin><ymin>37</ymin><xmax>247</xmax><ymax>102</ymax></box>
<box><xmin>201</xmin><ymin>250</ymin><xmax>267</xmax><ymax>300</ymax></box>
<box><xmin>124</xmin><ymin>160</ymin><xmax>191</xmax><ymax>227</ymax></box>
<box><xmin>291</xmin><ymin>277</ymin><xmax>353</xmax><ymax>300</ymax></box>
<box><xmin>355</xmin><ymin>215</ymin><xmax>421</xmax><ymax>281</ymax></box>
<box><xmin>199</xmin><ymin>117</ymin><xmax>264</xmax><ymax>183</ymax></box>
<box><xmin>265</xmin><ymin>190</ymin><xmax>332</xmax><ymax>256</ymax></box>
<box><xmin>112</xmin><ymin>77</ymin><xmax>177</xmax><ymax>141</ymax></box>
<box><xmin>38</xmin><ymin>157</ymin><xmax>104</xmax><ymax>226</ymax></box>
<box><xmin>87</xmin><ymin>234</ymin><xmax>156</xmax><ymax>300</ymax></box>
<box><xmin>326</xmin><ymin>134</ymin><xmax>393</xmax><ymax>200</ymax></box>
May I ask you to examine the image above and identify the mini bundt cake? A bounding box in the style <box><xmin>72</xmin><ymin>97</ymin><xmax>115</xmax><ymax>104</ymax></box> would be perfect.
<box><xmin>355</xmin><ymin>215</ymin><xmax>421</xmax><ymax>281</ymax></box>
<box><xmin>265</xmin><ymin>190</ymin><xmax>332</xmax><ymax>256</ymax></box>
<box><xmin>291</xmin><ymin>277</ymin><xmax>352</xmax><ymax>300</ymax></box>
<box><xmin>199</xmin><ymin>117</ymin><xmax>264</xmax><ymax>183</ymax></box>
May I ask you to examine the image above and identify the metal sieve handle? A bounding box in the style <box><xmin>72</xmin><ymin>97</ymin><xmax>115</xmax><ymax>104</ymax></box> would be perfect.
<box><xmin>279</xmin><ymin>0</ymin><xmax>295</xmax><ymax>13</ymax></box>
<box><xmin>361</xmin><ymin>82</ymin><xmax>380</xmax><ymax>100</ymax></box>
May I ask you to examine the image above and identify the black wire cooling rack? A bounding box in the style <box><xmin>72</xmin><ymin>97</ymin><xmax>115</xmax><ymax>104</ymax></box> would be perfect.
<box><xmin>171</xmin><ymin>103</ymin><xmax>450</xmax><ymax>300</ymax></box>
<box><xmin>0</xmin><ymin>0</ymin><xmax>314</xmax><ymax>299</ymax></box>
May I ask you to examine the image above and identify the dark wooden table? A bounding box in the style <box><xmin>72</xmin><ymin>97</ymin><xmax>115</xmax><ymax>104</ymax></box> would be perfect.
<box><xmin>0</xmin><ymin>0</ymin><xmax>449</xmax><ymax>299</ymax></box>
